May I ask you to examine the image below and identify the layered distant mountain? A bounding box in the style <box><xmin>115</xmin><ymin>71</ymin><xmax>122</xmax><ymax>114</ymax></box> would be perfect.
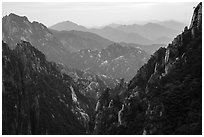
<box><xmin>50</xmin><ymin>22</ymin><xmax>153</xmax><ymax>45</ymax></box>
<box><xmin>115</xmin><ymin>23</ymin><xmax>180</xmax><ymax>41</ymax></box>
<box><xmin>107</xmin><ymin>20</ymin><xmax>186</xmax><ymax>31</ymax></box>
<box><xmin>50</xmin><ymin>29</ymin><xmax>114</xmax><ymax>52</ymax></box>
<box><xmin>89</xmin><ymin>27</ymin><xmax>153</xmax><ymax>45</ymax></box>
<box><xmin>50</xmin><ymin>20</ymin><xmax>185</xmax><ymax>45</ymax></box>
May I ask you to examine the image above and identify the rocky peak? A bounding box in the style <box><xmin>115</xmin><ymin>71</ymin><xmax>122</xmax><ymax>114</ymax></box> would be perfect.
<box><xmin>8</xmin><ymin>13</ymin><xmax>28</xmax><ymax>21</ymax></box>
<box><xmin>3</xmin><ymin>13</ymin><xmax>30</xmax><ymax>29</ymax></box>
<box><xmin>2</xmin><ymin>13</ymin><xmax>70</xmax><ymax>64</ymax></box>
<box><xmin>190</xmin><ymin>2</ymin><xmax>202</xmax><ymax>29</ymax></box>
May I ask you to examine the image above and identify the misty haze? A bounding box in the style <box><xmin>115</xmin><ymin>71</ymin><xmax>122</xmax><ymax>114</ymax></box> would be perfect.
<box><xmin>2</xmin><ymin>2</ymin><xmax>202</xmax><ymax>135</ymax></box>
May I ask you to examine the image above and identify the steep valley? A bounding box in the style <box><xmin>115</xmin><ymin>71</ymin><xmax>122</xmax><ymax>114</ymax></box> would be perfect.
<box><xmin>2</xmin><ymin>2</ymin><xmax>202</xmax><ymax>135</ymax></box>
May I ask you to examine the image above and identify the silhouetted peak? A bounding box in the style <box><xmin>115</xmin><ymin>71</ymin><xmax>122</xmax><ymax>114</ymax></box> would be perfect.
<box><xmin>7</xmin><ymin>13</ymin><xmax>29</xmax><ymax>21</ymax></box>
<box><xmin>190</xmin><ymin>2</ymin><xmax>202</xmax><ymax>29</ymax></box>
<box><xmin>3</xmin><ymin>13</ymin><xmax>48</xmax><ymax>30</ymax></box>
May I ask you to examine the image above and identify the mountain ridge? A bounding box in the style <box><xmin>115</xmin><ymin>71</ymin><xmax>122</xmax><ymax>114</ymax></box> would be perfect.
<box><xmin>92</xmin><ymin>2</ymin><xmax>202</xmax><ymax>135</ymax></box>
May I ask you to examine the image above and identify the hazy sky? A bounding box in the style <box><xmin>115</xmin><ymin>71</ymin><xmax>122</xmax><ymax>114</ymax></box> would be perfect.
<box><xmin>2</xmin><ymin>2</ymin><xmax>198</xmax><ymax>28</ymax></box>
